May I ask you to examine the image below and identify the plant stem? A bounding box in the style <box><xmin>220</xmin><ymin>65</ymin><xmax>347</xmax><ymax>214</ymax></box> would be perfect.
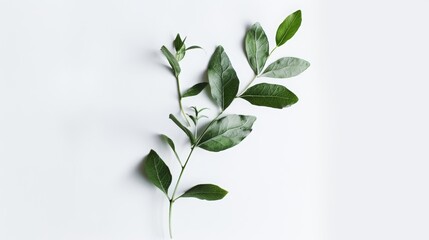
<box><xmin>237</xmin><ymin>74</ymin><xmax>257</xmax><ymax>97</ymax></box>
<box><xmin>194</xmin><ymin>111</ymin><xmax>224</xmax><ymax>144</ymax></box>
<box><xmin>168</xmin><ymin>146</ymin><xmax>195</xmax><ymax>239</ymax></box>
<box><xmin>167</xmin><ymin>109</ymin><xmax>225</xmax><ymax>238</ymax></box>
<box><xmin>173</xmin><ymin>150</ymin><xmax>182</xmax><ymax>167</ymax></box>
<box><xmin>269</xmin><ymin>46</ymin><xmax>278</xmax><ymax>57</ymax></box>
<box><xmin>175</xmin><ymin>76</ymin><xmax>191</xmax><ymax>126</ymax></box>
<box><xmin>168</xmin><ymin>45</ymin><xmax>280</xmax><ymax>237</ymax></box>
<box><xmin>169</xmin><ymin>199</ymin><xmax>173</xmax><ymax>239</ymax></box>
<box><xmin>236</xmin><ymin>46</ymin><xmax>278</xmax><ymax>97</ymax></box>
<box><xmin>172</xmin><ymin>147</ymin><xmax>195</xmax><ymax>198</ymax></box>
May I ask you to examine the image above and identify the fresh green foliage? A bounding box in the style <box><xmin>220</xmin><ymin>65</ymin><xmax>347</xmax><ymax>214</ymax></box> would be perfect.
<box><xmin>173</xmin><ymin>34</ymin><xmax>202</xmax><ymax>61</ymax></box>
<box><xmin>262</xmin><ymin>57</ymin><xmax>310</xmax><ymax>78</ymax></box>
<box><xmin>169</xmin><ymin>114</ymin><xmax>195</xmax><ymax>144</ymax></box>
<box><xmin>143</xmin><ymin>150</ymin><xmax>172</xmax><ymax>196</ymax></box>
<box><xmin>186</xmin><ymin>45</ymin><xmax>202</xmax><ymax>50</ymax></box>
<box><xmin>276</xmin><ymin>10</ymin><xmax>302</xmax><ymax>47</ymax></box>
<box><xmin>161</xmin><ymin>134</ymin><xmax>182</xmax><ymax>165</ymax></box>
<box><xmin>240</xmin><ymin>83</ymin><xmax>298</xmax><ymax>109</ymax></box>
<box><xmin>245</xmin><ymin>23</ymin><xmax>269</xmax><ymax>75</ymax></box>
<box><xmin>144</xmin><ymin>10</ymin><xmax>310</xmax><ymax>239</ymax></box>
<box><xmin>198</xmin><ymin>114</ymin><xmax>256</xmax><ymax>152</ymax></box>
<box><xmin>161</xmin><ymin>134</ymin><xmax>174</xmax><ymax>150</ymax></box>
<box><xmin>207</xmin><ymin>46</ymin><xmax>240</xmax><ymax>110</ymax></box>
<box><xmin>187</xmin><ymin>106</ymin><xmax>208</xmax><ymax>126</ymax></box>
<box><xmin>182</xmin><ymin>82</ymin><xmax>208</xmax><ymax>98</ymax></box>
<box><xmin>173</xmin><ymin>34</ymin><xmax>186</xmax><ymax>61</ymax></box>
<box><xmin>180</xmin><ymin>184</ymin><xmax>228</xmax><ymax>200</ymax></box>
<box><xmin>161</xmin><ymin>46</ymin><xmax>181</xmax><ymax>77</ymax></box>
<box><xmin>174</xmin><ymin>34</ymin><xmax>185</xmax><ymax>52</ymax></box>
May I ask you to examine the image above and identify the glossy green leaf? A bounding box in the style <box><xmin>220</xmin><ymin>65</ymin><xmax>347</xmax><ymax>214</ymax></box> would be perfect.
<box><xmin>169</xmin><ymin>114</ymin><xmax>195</xmax><ymax>144</ymax></box>
<box><xmin>182</xmin><ymin>82</ymin><xmax>209</xmax><ymax>98</ymax></box>
<box><xmin>276</xmin><ymin>10</ymin><xmax>302</xmax><ymax>47</ymax></box>
<box><xmin>161</xmin><ymin>134</ymin><xmax>182</xmax><ymax>166</ymax></box>
<box><xmin>174</xmin><ymin>35</ymin><xmax>186</xmax><ymax>61</ymax></box>
<box><xmin>240</xmin><ymin>83</ymin><xmax>298</xmax><ymax>109</ymax></box>
<box><xmin>173</xmin><ymin>34</ymin><xmax>185</xmax><ymax>52</ymax></box>
<box><xmin>176</xmin><ymin>50</ymin><xmax>185</xmax><ymax>61</ymax></box>
<box><xmin>161</xmin><ymin>46</ymin><xmax>181</xmax><ymax>77</ymax></box>
<box><xmin>161</xmin><ymin>134</ymin><xmax>176</xmax><ymax>152</ymax></box>
<box><xmin>186</xmin><ymin>45</ymin><xmax>202</xmax><ymax>50</ymax></box>
<box><xmin>261</xmin><ymin>57</ymin><xmax>310</xmax><ymax>78</ymax></box>
<box><xmin>143</xmin><ymin>150</ymin><xmax>172</xmax><ymax>196</ymax></box>
<box><xmin>198</xmin><ymin>114</ymin><xmax>256</xmax><ymax>152</ymax></box>
<box><xmin>207</xmin><ymin>46</ymin><xmax>240</xmax><ymax>110</ymax></box>
<box><xmin>180</xmin><ymin>184</ymin><xmax>228</xmax><ymax>201</ymax></box>
<box><xmin>245</xmin><ymin>23</ymin><xmax>269</xmax><ymax>75</ymax></box>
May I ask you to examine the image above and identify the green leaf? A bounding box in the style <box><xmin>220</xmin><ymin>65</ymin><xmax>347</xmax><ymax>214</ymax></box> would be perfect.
<box><xmin>191</xmin><ymin>106</ymin><xmax>209</xmax><ymax>116</ymax></box>
<box><xmin>161</xmin><ymin>134</ymin><xmax>182</xmax><ymax>165</ymax></box>
<box><xmin>161</xmin><ymin>46</ymin><xmax>181</xmax><ymax>77</ymax></box>
<box><xmin>245</xmin><ymin>23</ymin><xmax>269</xmax><ymax>75</ymax></box>
<box><xmin>191</xmin><ymin>106</ymin><xmax>199</xmax><ymax>117</ymax></box>
<box><xmin>180</xmin><ymin>184</ymin><xmax>228</xmax><ymax>201</ymax></box>
<box><xmin>175</xmin><ymin>35</ymin><xmax>187</xmax><ymax>61</ymax></box>
<box><xmin>186</xmin><ymin>45</ymin><xmax>202</xmax><ymax>50</ymax></box>
<box><xmin>276</xmin><ymin>10</ymin><xmax>302</xmax><ymax>47</ymax></box>
<box><xmin>240</xmin><ymin>83</ymin><xmax>298</xmax><ymax>109</ymax></box>
<box><xmin>173</xmin><ymin>34</ymin><xmax>185</xmax><ymax>52</ymax></box>
<box><xmin>143</xmin><ymin>150</ymin><xmax>172</xmax><ymax>196</ymax></box>
<box><xmin>198</xmin><ymin>114</ymin><xmax>256</xmax><ymax>152</ymax></box>
<box><xmin>182</xmin><ymin>82</ymin><xmax>209</xmax><ymax>98</ymax></box>
<box><xmin>207</xmin><ymin>46</ymin><xmax>240</xmax><ymax>110</ymax></box>
<box><xmin>261</xmin><ymin>57</ymin><xmax>310</xmax><ymax>78</ymax></box>
<box><xmin>169</xmin><ymin>114</ymin><xmax>195</xmax><ymax>144</ymax></box>
<box><xmin>176</xmin><ymin>49</ymin><xmax>186</xmax><ymax>61</ymax></box>
<box><xmin>161</xmin><ymin>134</ymin><xmax>176</xmax><ymax>152</ymax></box>
<box><xmin>187</xmin><ymin>114</ymin><xmax>197</xmax><ymax>125</ymax></box>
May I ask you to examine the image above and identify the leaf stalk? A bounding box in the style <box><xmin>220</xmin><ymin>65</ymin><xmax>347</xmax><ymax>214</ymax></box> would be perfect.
<box><xmin>175</xmin><ymin>76</ymin><xmax>191</xmax><ymax>126</ymax></box>
<box><xmin>237</xmin><ymin>46</ymin><xmax>278</xmax><ymax>97</ymax></box>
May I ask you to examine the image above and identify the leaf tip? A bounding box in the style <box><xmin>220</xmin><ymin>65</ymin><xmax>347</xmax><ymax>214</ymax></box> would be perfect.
<box><xmin>215</xmin><ymin>45</ymin><xmax>224</xmax><ymax>52</ymax></box>
<box><xmin>160</xmin><ymin>134</ymin><xmax>168</xmax><ymax>141</ymax></box>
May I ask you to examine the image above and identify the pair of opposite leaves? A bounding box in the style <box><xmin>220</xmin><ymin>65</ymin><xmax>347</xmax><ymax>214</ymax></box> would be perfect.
<box><xmin>145</xmin><ymin>10</ymin><xmax>309</xmax><ymax>201</ymax></box>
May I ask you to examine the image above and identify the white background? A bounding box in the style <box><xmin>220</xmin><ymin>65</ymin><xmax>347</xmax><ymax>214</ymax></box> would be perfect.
<box><xmin>0</xmin><ymin>0</ymin><xmax>428</xmax><ymax>239</ymax></box>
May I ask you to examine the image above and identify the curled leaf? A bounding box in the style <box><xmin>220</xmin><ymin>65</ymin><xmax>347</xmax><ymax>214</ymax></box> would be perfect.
<box><xmin>161</xmin><ymin>134</ymin><xmax>176</xmax><ymax>151</ymax></box>
<box><xmin>169</xmin><ymin>114</ymin><xmax>195</xmax><ymax>144</ymax></box>
<box><xmin>161</xmin><ymin>46</ymin><xmax>181</xmax><ymax>77</ymax></box>
<box><xmin>186</xmin><ymin>45</ymin><xmax>203</xmax><ymax>50</ymax></box>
